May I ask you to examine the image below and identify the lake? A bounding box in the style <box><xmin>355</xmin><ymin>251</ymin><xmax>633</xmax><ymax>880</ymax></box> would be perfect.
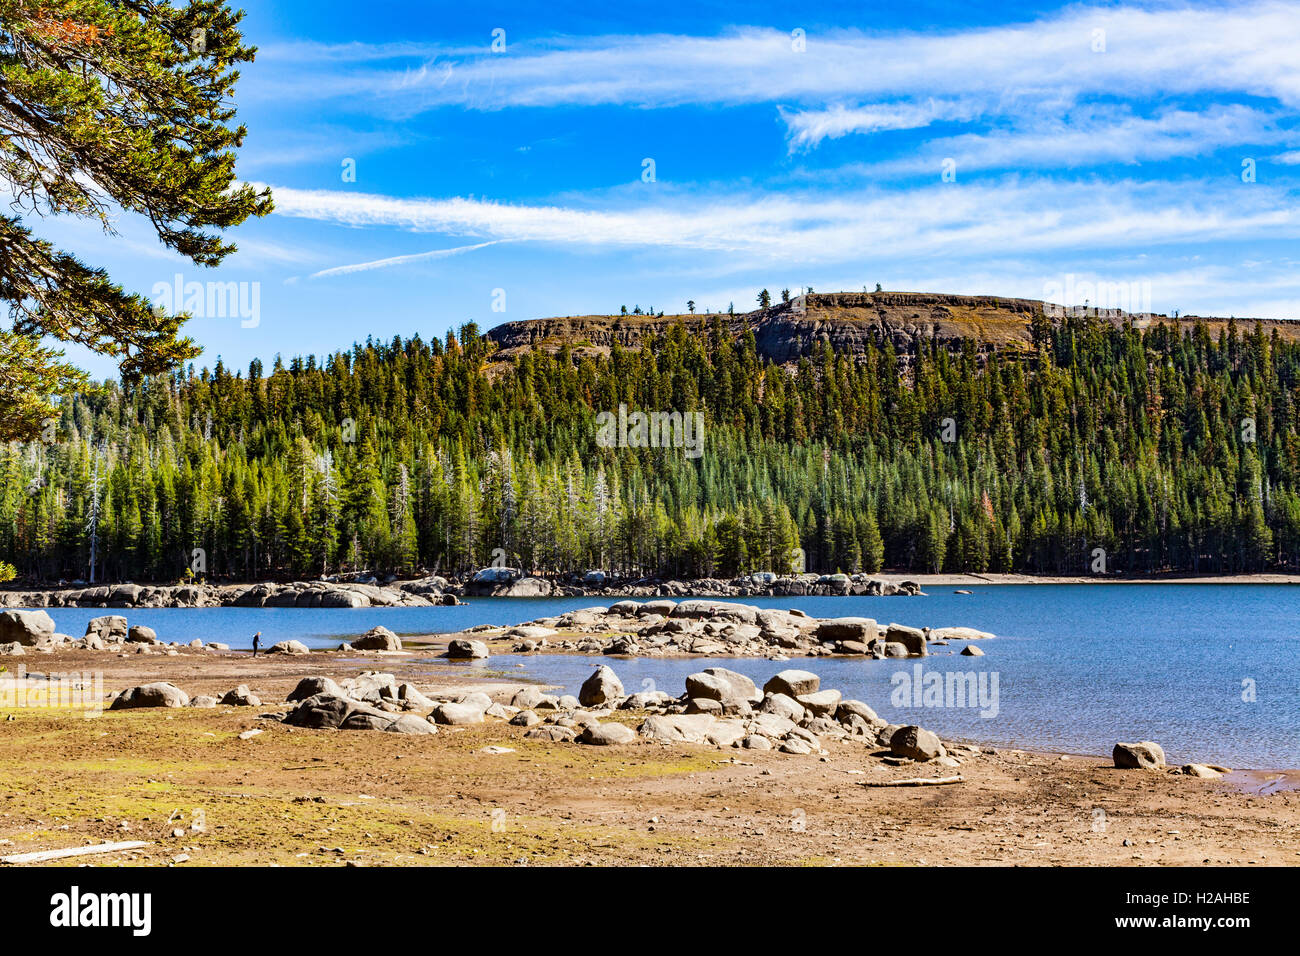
<box><xmin>36</xmin><ymin>585</ymin><xmax>1300</xmax><ymax>769</ymax></box>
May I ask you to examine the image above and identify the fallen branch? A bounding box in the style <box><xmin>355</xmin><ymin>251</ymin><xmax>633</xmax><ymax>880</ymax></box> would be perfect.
<box><xmin>1</xmin><ymin>840</ymin><xmax>151</xmax><ymax>865</ymax></box>
<box><xmin>860</xmin><ymin>775</ymin><xmax>964</xmax><ymax>788</ymax></box>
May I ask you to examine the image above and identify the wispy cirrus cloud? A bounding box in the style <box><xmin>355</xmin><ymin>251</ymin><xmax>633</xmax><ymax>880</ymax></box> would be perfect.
<box><xmin>261</xmin><ymin>176</ymin><xmax>1300</xmax><ymax>267</ymax></box>
<box><xmin>249</xmin><ymin>3</ymin><xmax>1300</xmax><ymax>113</ymax></box>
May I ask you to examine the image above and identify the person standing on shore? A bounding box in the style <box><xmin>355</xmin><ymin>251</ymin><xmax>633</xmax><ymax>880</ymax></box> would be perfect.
<box><xmin>252</xmin><ymin>631</ymin><xmax>262</xmax><ymax>657</ymax></box>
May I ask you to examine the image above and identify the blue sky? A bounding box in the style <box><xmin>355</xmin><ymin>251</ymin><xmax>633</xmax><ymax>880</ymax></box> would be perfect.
<box><xmin>35</xmin><ymin>0</ymin><xmax>1300</xmax><ymax>378</ymax></box>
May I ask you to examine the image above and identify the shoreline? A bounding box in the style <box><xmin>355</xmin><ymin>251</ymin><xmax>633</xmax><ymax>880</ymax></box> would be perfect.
<box><xmin>1</xmin><ymin>643</ymin><xmax>1296</xmax><ymax>866</ymax></box>
<box><xmin>5</xmin><ymin>571</ymin><xmax>1300</xmax><ymax>614</ymax></box>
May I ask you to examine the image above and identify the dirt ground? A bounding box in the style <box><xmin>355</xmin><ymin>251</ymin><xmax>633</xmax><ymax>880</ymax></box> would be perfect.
<box><xmin>0</xmin><ymin>645</ymin><xmax>1296</xmax><ymax>867</ymax></box>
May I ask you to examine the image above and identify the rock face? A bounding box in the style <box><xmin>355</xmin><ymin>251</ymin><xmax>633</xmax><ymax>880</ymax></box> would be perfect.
<box><xmin>579</xmin><ymin>665</ymin><xmax>625</xmax><ymax>707</ymax></box>
<box><xmin>111</xmin><ymin>682</ymin><xmax>190</xmax><ymax>709</ymax></box>
<box><xmin>1114</xmin><ymin>741</ymin><xmax>1166</xmax><ymax>770</ymax></box>
<box><xmin>0</xmin><ymin>609</ymin><xmax>55</xmax><ymax>646</ymax></box>
<box><xmin>889</xmin><ymin>725</ymin><xmax>945</xmax><ymax>761</ymax></box>
<box><xmin>352</xmin><ymin>626</ymin><xmax>402</xmax><ymax>651</ymax></box>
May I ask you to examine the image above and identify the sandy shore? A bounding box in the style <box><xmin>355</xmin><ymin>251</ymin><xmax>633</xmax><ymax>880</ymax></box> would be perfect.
<box><xmin>0</xmin><ymin>644</ymin><xmax>1296</xmax><ymax>867</ymax></box>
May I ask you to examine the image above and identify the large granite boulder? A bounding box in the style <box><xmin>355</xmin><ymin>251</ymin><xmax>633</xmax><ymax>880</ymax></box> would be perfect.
<box><xmin>1113</xmin><ymin>741</ymin><xmax>1166</xmax><ymax>770</ymax></box>
<box><xmin>352</xmin><ymin>626</ymin><xmax>402</xmax><ymax>651</ymax></box>
<box><xmin>763</xmin><ymin>669</ymin><xmax>820</xmax><ymax>698</ymax></box>
<box><xmin>0</xmin><ymin>609</ymin><xmax>55</xmax><ymax>646</ymax></box>
<box><xmin>579</xmin><ymin>665</ymin><xmax>625</xmax><ymax>707</ymax></box>
<box><xmin>110</xmin><ymin>682</ymin><xmax>190</xmax><ymax>709</ymax></box>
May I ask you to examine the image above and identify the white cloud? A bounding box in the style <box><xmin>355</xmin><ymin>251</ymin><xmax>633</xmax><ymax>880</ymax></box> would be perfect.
<box><xmin>259</xmin><ymin>3</ymin><xmax>1300</xmax><ymax>112</ymax></box>
<box><xmin>261</xmin><ymin>176</ymin><xmax>1300</xmax><ymax>268</ymax></box>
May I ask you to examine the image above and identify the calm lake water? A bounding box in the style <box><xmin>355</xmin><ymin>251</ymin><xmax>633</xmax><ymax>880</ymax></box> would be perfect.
<box><xmin>38</xmin><ymin>585</ymin><xmax>1300</xmax><ymax>769</ymax></box>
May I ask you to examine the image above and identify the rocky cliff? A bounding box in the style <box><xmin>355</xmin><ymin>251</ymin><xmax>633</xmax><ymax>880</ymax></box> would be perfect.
<box><xmin>486</xmin><ymin>291</ymin><xmax>1300</xmax><ymax>365</ymax></box>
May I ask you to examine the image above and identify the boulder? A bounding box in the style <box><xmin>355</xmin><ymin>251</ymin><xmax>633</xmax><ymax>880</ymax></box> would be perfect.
<box><xmin>384</xmin><ymin>714</ymin><xmax>438</xmax><ymax>735</ymax></box>
<box><xmin>814</xmin><ymin>617</ymin><xmax>878</xmax><ymax>643</ymax></box>
<box><xmin>885</xmin><ymin>624</ymin><xmax>927</xmax><ymax>657</ymax></box>
<box><xmin>889</xmin><ymin>725</ymin><xmax>945</xmax><ymax>761</ymax></box>
<box><xmin>0</xmin><ymin>609</ymin><xmax>55</xmax><ymax>646</ymax></box>
<box><xmin>110</xmin><ymin>682</ymin><xmax>190</xmax><ymax>709</ymax></box>
<box><xmin>929</xmin><ymin>626</ymin><xmax>995</xmax><ymax>641</ymax></box>
<box><xmin>510</xmin><ymin>710</ymin><xmax>542</xmax><ymax>727</ymax></box>
<box><xmin>430</xmin><ymin>702</ymin><xmax>485</xmax><ymax>725</ymax></box>
<box><xmin>1113</xmin><ymin>741</ymin><xmax>1166</xmax><ymax>770</ymax></box>
<box><xmin>84</xmin><ymin>615</ymin><xmax>128</xmax><ymax>642</ymax></box>
<box><xmin>759</xmin><ymin>693</ymin><xmax>806</xmax><ymax>722</ymax></box>
<box><xmin>396</xmin><ymin>683</ymin><xmax>437</xmax><ymax>710</ymax></box>
<box><xmin>340</xmin><ymin>711</ymin><xmax>394</xmax><ymax>731</ymax></box>
<box><xmin>578</xmin><ymin>665</ymin><xmax>624</xmax><ymax>707</ymax></box>
<box><xmin>126</xmin><ymin>625</ymin><xmax>159</xmax><ymax>644</ymax></box>
<box><xmin>510</xmin><ymin>686</ymin><xmax>548</xmax><ymax>710</ymax></box>
<box><xmin>669</xmin><ymin>601</ymin><xmax>759</xmax><ymax>625</ymax></box>
<box><xmin>352</xmin><ymin>626</ymin><xmax>402</xmax><ymax>651</ymax></box>
<box><xmin>189</xmin><ymin>695</ymin><xmax>218</xmax><ymax>708</ymax></box>
<box><xmin>882</xmin><ymin>642</ymin><xmax>910</xmax><ymax>658</ymax></box>
<box><xmin>287</xmin><ymin>676</ymin><xmax>345</xmax><ymax>702</ymax></box>
<box><xmin>447</xmin><ymin>638</ymin><xmax>489</xmax><ymax>659</ymax></box>
<box><xmin>684</xmin><ymin>667</ymin><xmax>759</xmax><ymax>711</ymax></box>
<box><xmin>763</xmin><ymin>669</ymin><xmax>820</xmax><ymax>698</ymax></box>
<box><xmin>343</xmin><ymin>671</ymin><xmax>398</xmax><ymax>703</ymax></box>
<box><xmin>0</xmin><ymin>642</ymin><xmax>25</xmax><ymax>656</ymax></box>
<box><xmin>796</xmin><ymin>689</ymin><xmax>842</xmax><ymax>716</ymax></box>
<box><xmin>960</xmin><ymin>644</ymin><xmax>985</xmax><ymax>656</ymax></box>
<box><xmin>499</xmin><ymin>576</ymin><xmax>553</xmax><ymax>597</ymax></box>
<box><xmin>220</xmin><ymin>684</ymin><xmax>261</xmax><ymax>707</ymax></box>
<box><xmin>1180</xmin><ymin>763</ymin><xmax>1223</xmax><ymax>779</ymax></box>
<box><xmin>267</xmin><ymin>640</ymin><xmax>310</xmax><ymax>656</ymax></box>
<box><xmin>835</xmin><ymin>700</ymin><xmax>881</xmax><ymax>724</ymax></box>
<box><xmin>638</xmin><ymin>714</ymin><xmax>746</xmax><ymax>747</ymax></box>
<box><xmin>284</xmin><ymin>694</ymin><xmax>353</xmax><ymax>729</ymax></box>
<box><xmin>524</xmin><ymin>725</ymin><xmax>578</xmax><ymax>742</ymax></box>
<box><xmin>577</xmin><ymin>722</ymin><xmax>638</xmax><ymax>746</ymax></box>
<box><xmin>620</xmin><ymin>690</ymin><xmax>673</xmax><ymax>710</ymax></box>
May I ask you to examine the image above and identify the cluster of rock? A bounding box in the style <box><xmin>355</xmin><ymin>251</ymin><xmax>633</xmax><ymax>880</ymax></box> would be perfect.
<box><xmin>0</xmin><ymin>609</ymin><xmax>230</xmax><ymax>656</ymax></box>
<box><xmin>466</xmin><ymin>599</ymin><xmax>993</xmax><ymax>659</ymax></box>
<box><xmin>270</xmin><ymin>660</ymin><xmax>967</xmax><ymax>766</ymax></box>
<box><xmin>1112</xmin><ymin>740</ymin><xmax>1231</xmax><ymax>779</ymax></box>
<box><xmin>1</xmin><ymin>567</ymin><xmax>925</xmax><ymax>607</ymax></box>
<box><xmin>0</xmin><ymin>576</ymin><xmax>459</xmax><ymax>609</ymax></box>
<box><xmin>109</xmin><ymin>680</ymin><xmax>262</xmax><ymax>710</ymax></box>
<box><xmin>462</xmin><ymin>568</ymin><xmax>923</xmax><ymax>599</ymax></box>
<box><xmin>278</xmin><ymin>672</ymin><xmax>506</xmax><ymax>735</ymax></box>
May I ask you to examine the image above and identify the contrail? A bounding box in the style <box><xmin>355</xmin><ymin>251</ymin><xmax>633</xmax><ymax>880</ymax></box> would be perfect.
<box><xmin>306</xmin><ymin>238</ymin><xmax>510</xmax><ymax>279</ymax></box>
